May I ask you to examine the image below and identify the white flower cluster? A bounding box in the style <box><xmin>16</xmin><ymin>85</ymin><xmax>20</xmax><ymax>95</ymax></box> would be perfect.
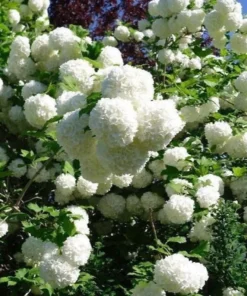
<box><xmin>189</xmin><ymin>215</ymin><xmax>215</xmax><ymax>242</ymax></box>
<box><xmin>132</xmin><ymin>281</ymin><xmax>166</xmax><ymax>296</ymax></box>
<box><xmin>205</xmin><ymin>121</ymin><xmax>232</xmax><ymax>148</ymax></box>
<box><xmin>0</xmin><ymin>219</ymin><xmax>8</xmax><ymax>238</ymax></box>
<box><xmin>8</xmin><ymin>158</ymin><xmax>27</xmax><ymax>178</ymax></box>
<box><xmin>223</xmin><ymin>288</ymin><xmax>244</xmax><ymax>296</ymax></box>
<box><xmin>233</xmin><ymin>72</ymin><xmax>247</xmax><ymax>112</ymax></box>
<box><xmin>154</xmin><ymin>254</ymin><xmax>208</xmax><ymax>294</ymax></box>
<box><xmin>230</xmin><ymin>176</ymin><xmax>247</xmax><ymax>202</ymax></box>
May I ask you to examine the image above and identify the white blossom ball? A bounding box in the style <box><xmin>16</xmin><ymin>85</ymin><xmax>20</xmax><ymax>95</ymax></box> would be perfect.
<box><xmin>162</xmin><ymin>195</ymin><xmax>194</xmax><ymax>224</ymax></box>
<box><xmin>230</xmin><ymin>33</ymin><xmax>247</xmax><ymax>54</ymax></box>
<box><xmin>133</xmin><ymin>31</ymin><xmax>144</xmax><ymax>42</ymax></box>
<box><xmin>67</xmin><ymin>205</ymin><xmax>89</xmax><ymax>224</ymax></box>
<box><xmin>67</xmin><ymin>205</ymin><xmax>90</xmax><ymax>235</ymax></box>
<box><xmin>97</xmin><ymin>46</ymin><xmax>123</xmax><ymax>68</ymax></box>
<box><xmin>235</xmin><ymin>71</ymin><xmax>247</xmax><ymax>94</ymax></box>
<box><xmin>77</xmin><ymin>176</ymin><xmax>98</xmax><ymax>198</ymax></box>
<box><xmin>234</xmin><ymin>93</ymin><xmax>247</xmax><ymax>111</ymax></box>
<box><xmin>102</xmin><ymin>65</ymin><xmax>154</xmax><ymax>106</ymax></box>
<box><xmin>9</xmin><ymin>105</ymin><xmax>25</xmax><ymax>122</ymax></box>
<box><xmin>167</xmin><ymin>0</ymin><xmax>190</xmax><ymax>13</ymax></box>
<box><xmin>224</xmin><ymin>133</ymin><xmax>247</xmax><ymax>158</ymax></box>
<box><xmin>98</xmin><ymin>193</ymin><xmax>126</xmax><ymax>219</ymax></box>
<box><xmin>205</xmin><ymin>121</ymin><xmax>232</xmax><ymax>146</ymax></box>
<box><xmin>158</xmin><ymin>49</ymin><xmax>175</xmax><ymax>64</ymax></box>
<box><xmin>62</xmin><ymin>234</ymin><xmax>92</xmax><ymax>267</ymax></box>
<box><xmin>0</xmin><ymin>220</ymin><xmax>8</xmax><ymax>238</ymax></box>
<box><xmin>204</xmin><ymin>10</ymin><xmax>225</xmax><ymax>34</ymax></box>
<box><xmin>223</xmin><ymin>288</ymin><xmax>244</xmax><ymax>296</ymax></box>
<box><xmin>189</xmin><ymin>215</ymin><xmax>215</xmax><ymax>242</ymax></box>
<box><xmin>152</xmin><ymin>18</ymin><xmax>170</xmax><ymax>39</ymax></box>
<box><xmin>126</xmin><ymin>195</ymin><xmax>143</xmax><ymax>216</ymax></box>
<box><xmin>8</xmin><ymin>158</ymin><xmax>27</xmax><ymax>178</ymax></box>
<box><xmin>141</xmin><ymin>192</ymin><xmax>164</xmax><ymax>211</ymax></box>
<box><xmin>132</xmin><ymin>281</ymin><xmax>166</xmax><ymax>296</ymax></box>
<box><xmin>59</xmin><ymin>59</ymin><xmax>95</xmax><ymax>95</ymax></box>
<box><xmin>10</xmin><ymin>36</ymin><xmax>30</xmax><ymax>58</ymax></box>
<box><xmin>89</xmin><ymin>97</ymin><xmax>138</xmax><ymax>147</ymax></box>
<box><xmin>198</xmin><ymin>174</ymin><xmax>224</xmax><ymax>195</ymax></box>
<box><xmin>132</xmin><ymin>169</ymin><xmax>152</xmax><ymax>189</ymax></box>
<box><xmin>163</xmin><ymin>147</ymin><xmax>190</xmax><ymax>171</ymax></box>
<box><xmin>114</xmin><ymin>25</ymin><xmax>130</xmax><ymax>42</ymax></box>
<box><xmin>56</xmin><ymin>91</ymin><xmax>87</xmax><ymax>115</ymax></box>
<box><xmin>8</xmin><ymin>9</ymin><xmax>21</xmax><ymax>25</ymax></box>
<box><xmin>215</xmin><ymin>0</ymin><xmax>236</xmax><ymax>14</ymax></box>
<box><xmin>112</xmin><ymin>174</ymin><xmax>133</xmax><ymax>188</ymax></box>
<box><xmin>165</xmin><ymin>178</ymin><xmax>193</xmax><ymax>197</ymax></box>
<box><xmin>28</xmin><ymin>0</ymin><xmax>45</xmax><ymax>12</ymax></box>
<box><xmin>55</xmin><ymin>173</ymin><xmax>76</xmax><ymax>196</ymax></box>
<box><xmin>24</xmin><ymin>94</ymin><xmax>57</xmax><ymax>129</ymax></box>
<box><xmin>157</xmin><ymin>0</ymin><xmax>172</xmax><ymax>18</ymax></box>
<box><xmin>96</xmin><ymin>179</ymin><xmax>113</xmax><ymax>195</ymax></box>
<box><xmin>154</xmin><ymin>254</ymin><xmax>208</xmax><ymax>294</ymax></box>
<box><xmin>230</xmin><ymin>176</ymin><xmax>247</xmax><ymax>202</ymax></box>
<box><xmin>21</xmin><ymin>80</ymin><xmax>47</xmax><ymax>100</ymax></box>
<box><xmin>27</xmin><ymin>162</ymin><xmax>51</xmax><ymax>183</ymax></box>
<box><xmin>148</xmin><ymin>0</ymin><xmax>159</xmax><ymax>16</ymax></box>
<box><xmin>31</xmin><ymin>34</ymin><xmax>51</xmax><ymax>61</ymax></box>
<box><xmin>49</xmin><ymin>27</ymin><xmax>79</xmax><ymax>50</ymax></box>
<box><xmin>102</xmin><ymin>36</ymin><xmax>118</xmax><ymax>47</ymax></box>
<box><xmin>240</xmin><ymin>19</ymin><xmax>247</xmax><ymax>33</ymax></box>
<box><xmin>224</xmin><ymin>12</ymin><xmax>242</xmax><ymax>31</ymax></box>
<box><xmin>39</xmin><ymin>254</ymin><xmax>80</xmax><ymax>289</ymax></box>
<box><xmin>196</xmin><ymin>185</ymin><xmax>220</xmax><ymax>208</ymax></box>
<box><xmin>138</xmin><ymin>19</ymin><xmax>150</xmax><ymax>31</ymax></box>
<box><xmin>149</xmin><ymin>159</ymin><xmax>166</xmax><ymax>178</ymax></box>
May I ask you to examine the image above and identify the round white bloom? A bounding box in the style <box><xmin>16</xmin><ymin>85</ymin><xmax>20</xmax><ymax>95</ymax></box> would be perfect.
<box><xmin>142</xmin><ymin>29</ymin><xmax>155</xmax><ymax>41</ymax></box>
<box><xmin>49</xmin><ymin>27</ymin><xmax>79</xmax><ymax>51</ymax></box>
<box><xmin>215</xmin><ymin>0</ymin><xmax>236</xmax><ymax>14</ymax></box>
<box><xmin>8</xmin><ymin>158</ymin><xmax>27</xmax><ymax>178</ymax></box>
<box><xmin>67</xmin><ymin>205</ymin><xmax>90</xmax><ymax>234</ymax></box>
<box><xmin>102</xmin><ymin>65</ymin><xmax>154</xmax><ymax>106</ymax></box>
<box><xmin>132</xmin><ymin>281</ymin><xmax>166</xmax><ymax>296</ymax></box>
<box><xmin>152</xmin><ymin>18</ymin><xmax>170</xmax><ymax>39</ymax></box>
<box><xmin>10</xmin><ymin>36</ymin><xmax>30</xmax><ymax>58</ymax></box>
<box><xmin>158</xmin><ymin>49</ymin><xmax>175</xmax><ymax>65</ymax></box>
<box><xmin>223</xmin><ymin>288</ymin><xmax>244</xmax><ymax>296</ymax></box>
<box><xmin>97</xmin><ymin>46</ymin><xmax>123</xmax><ymax>68</ymax></box>
<box><xmin>55</xmin><ymin>173</ymin><xmax>76</xmax><ymax>196</ymax></box>
<box><xmin>67</xmin><ymin>206</ymin><xmax>89</xmax><ymax>224</ymax></box>
<box><xmin>28</xmin><ymin>0</ymin><xmax>46</xmax><ymax>12</ymax></box>
<box><xmin>96</xmin><ymin>140</ymin><xmax>150</xmax><ymax>176</ymax></box>
<box><xmin>149</xmin><ymin>159</ymin><xmax>166</xmax><ymax>178</ymax></box>
<box><xmin>21</xmin><ymin>80</ymin><xmax>47</xmax><ymax>100</ymax></box>
<box><xmin>62</xmin><ymin>234</ymin><xmax>92</xmax><ymax>266</ymax></box>
<box><xmin>0</xmin><ymin>220</ymin><xmax>8</xmax><ymax>238</ymax></box>
<box><xmin>200</xmin><ymin>97</ymin><xmax>220</xmax><ymax>117</ymax></box>
<box><xmin>157</xmin><ymin>0</ymin><xmax>172</xmax><ymax>18</ymax></box>
<box><xmin>180</xmin><ymin>105</ymin><xmax>202</xmax><ymax>123</ymax></box>
<box><xmin>162</xmin><ymin>195</ymin><xmax>194</xmax><ymax>224</ymax></box>
<box><xmin>198</xmin><ymin>174</ymin><xmax>224</xmax><ymax>195</ymax></box>
<box><xmin>165</xmin><ymin>178</ymin><xmax>193</xmax><ymax>197</ymax></box>
<box><xmin>235</xmin><ymin>71</ymin><xmax>247</xmax><ymax>94</ymax></box>
<box><xmin>136</xmin><ymin>100</ymin><xmax>185</xmax><ymax>151</ymax></box>
<box><xmin>148</xmin><ymin>0</ymin><xmax>159</xmax><ymax>16</ymax></box>
<box><xmin>132</xmin><ymin>169</ymin><xmax>152</xmax><ymax>189</ymax></box>
<box><xmin>59</xmin><ymin>59</ymin><xmax>95</xmax><ymax>95</ymax></box>
<box><xmin>189</xmin><ymin>215</ymin><xmax>216</xmax><ymax>242</ymax></box>
<box><xmin>167</xmin><ymin>0</ymin><xmax>190</xmax><ymax>13</ymax></box>
<box><xmin>56</xmin><ymin>91</ymin><xmax>87</xmax><ymax>115</ymax></box>
<box><xmin>98</xmin><ymin>193</ymin><xmax>126</xmax><ymax>219</ymax></box>
<box><xmin>138</xmin><ymin>19</ymin><xmax>150</xmax><ymax>31</ymax></box>
<box><xmin>189</xmin><ymin>57</ymin><xmax>202</xmax><ymax>70</ymax></box>
<box><xmin>96</xmin><ymin>179</ymin><xmax>113</xmax><ymax>195</ymax></box>
<box><xmin>141</xmin><ymin>192</ymin><xmax>164</xmax><ymax>211</ymax></box>
<box><xmin>102</xmin><ymin>36</ymin><xmax>118</xmax><ymax>47</ymax></box>
<box><xmin>224</xmin><ymin>133</ymin><xmax>247</xmax><ymax>158</ymax></box>
<box><xmin>196</xmin><ymin>185</ymin><xmax>220</xmax><ymax>208</ymax></box>
<box><xmin>205</xmin><ymin>121</ymin><xmax>232</xmax><ymax>146</ymax></box>
<box><xmin>0</xmin><ymin>147</ymin><xmax>9</xmax><ymax>163</ymax></box>
<box><xmin>133</xmin><ymin>31</ymin><xmax>144</xmax><ymax>42</ymax></box>
<box><xmin>56</xmin><ymin>110</ymin><xmax>89</xmax><ymax>159</ymax></box>
<box><xmin>231</xmin><ymin>176</ymin><xmax>247</xmax><ymax>202</ymax></box>
<box><xmin>154</xmin><ymin>254</ymin><xmax>208</xmax><ymax>294</ymax></box>
<box><xmin>89</xmin><ymin>97</ymin><xmax>138</xmax><ymax>147</ymax></box>
<box><xmin>234</xmin><ymin>93</ymin><xmax>247</xmax><ymax>111</ymax></box>
<box><xmin>230</xmin><ymin>33</ymin><xmax>247</xmax><ymax>54</ymax></box>
<box><xmin>39</xmin><ymin>254</ymin><xmax>80</xmax><ymax>289</ymax></box>
<box><xmin>112</xmin><ymin>174</ymin><xmax>133</xmax><ymax>188</ymax></box>
<box><xmin>27</xmin><ymin>162</ymin><xmax>51</xmax><ymax>183</ymax></box>
<box><xmin>224</xmin><ymin>12</ymin><xmax>242</xmax><ymax>31</ymax></box>
<box><xmin>24</xmin><ymin>94</ymin><xmax>57</xmax><ymax>129</ymax></box>
<box><xmin>77</xmin><ymin>176</ymin><xmax>98</xmax><ymax>198</ymax></box>
<box><xmin>163</xmin><ymin>147</ymin><xmax>190</xmax><ymax>171</ymax></box>
<box><xmin>31</xmin><ymin>34</ymin><xmax>51</xmax><ymax>61</ymax></box>
<box><xmin>240</xmin><ymin>19</ymin><xmax>247</xmax><ymax>33</ymax></box>
<box><xmin>126</xmin><ymin>195</ymin><xmax>143</xmax><ymax>215</ymax></box>
<box><xmin>9</xmin><ymin>105</ymin><xmax>24</xmax><ymax>122</ymax></box>
<box><xmin>8</xmin><ymin>9</ymin><xmax>21</xmax><ymax>25</ymax></box>
<box><xmin>204</xmin><ymin>10</ymin><xmax>225</xmax><ymax>34</ymax></box>
<box><xmin>114</xmin><ymin>25</ymin><xmax>130</xmax><ymax>42</ymax></box>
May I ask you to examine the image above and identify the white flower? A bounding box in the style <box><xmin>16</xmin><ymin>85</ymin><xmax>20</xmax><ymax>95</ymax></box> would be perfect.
<box><xmin>59</xmin><ymin>59</ymin><xmax>95</xmax><ymax>95</ymax></box>
<box><xmin>39</xmin><ymin>254</ymin><xmax>80</xmax><ymax>289</ymax></box>
<box><xmin>240</xmin><ymin>19</ymin><xmax>247</xmax><ymax>33</ymax></box>
<box><xmin>138</xmin><ymin>19</ymin><xmax>150</xmax><ymax>31</ymax></box>
<box><xmin>189</xmin><ymin>57</ymin><xmax>202</xmax><ymax>70</ymax></box>
<box><xmin>0</xmin><ymin>147</ymin><xmax>9</xmax><ymax>163</ymax></box>
<box><xmin>215</xmin><ymin>0</ymin><xmax>236</xmax><ymax>14</ymax></box>
<box><xmin>8</xmin><ymin>9</ymin><xmax>21</xmax><ymax>26</ymax></box>
<box><xmin>142</xmin><ymin>29</ymin><xmax>155</xmax><ymax>41</ymax></box>
<box><xmin>67</xmin><ymin>206</ymin><xmax>89</xmax><ymax>224</ymax></box>
<box><xmin>55</xmin><ymin>174</ymin><xmax>76</xmax><ymax>196</ymax></box>
<box><xmin>224</xmin><ymin>12</ymin><xmax>242</xmax><ymax>31</ymax></box>
<box><xmin>102</xmin><ymin>36</ymin><xmax>118</xmax><ymax>47</ymax></box>
<box><xmin>126</xmin><ymin>195</ymin><xmax>143</xmax><ymax>216</ymax></box>
<box><xmin>21</xmin><ymin>80</ymin><xmax>47</xmax><ymax>100</ymax></box>
<box><xmin>56</xmin><ymin>91</ymin><xmax>87</xmax><ymax>115</ymax></box>
<box><xmin>102</xmin><ymin>65</ymin><xmax>154</xmax><ymax>106</ymax></box>
<box><xmin>154</xmin><ymin>254</ymin><xmax>208</xmax><ymax>294</ymax></box>
<box><xmin>235</xmin><ymin>71</ymin><xmax>247</xmax><ymax>94</ymax></box>
<box><xmin>224</xmin><ymin>133</ymin><xmax>247</xmax><ymax>158</ymax></box>
<box><xmin>230</xmin><ymin>176</ymin><xmax>247</xmax><ymax>202</ymax></box>
<box><xmin>10</xmin><ymin>36</ymin><xmax>30</xmax><ymax>58</ymax></box>
<box><xmin>167</xmin><ymin>0</ymin><xmax>190</xmax><ymax>13</ymax></box>
<box><xmin>196</xmin><ymin>186</ymin><xmax>220</xmax><ymax>208</ymax></box>
<box><xmin>161</xmin><ymin>195</ymin><xmax>194</xmax><ymax>224</ymax></box>
<box><xmin>197</xmin><ymin>174</ymin><xmax>224</xmax><ymax>195</ymax></box>
<box><xmin>0</xmin><ymin>220</ymin><xmax>8</xmax><ymax>238</ymax></box>
<box><xmin>204</xmin><ymin>10</ymin><xmax>225</xmax><ymax>34</ymax></box>
<box><xmin>136</xmin><ymin>100</ymin><xmax>185</xmax><ymax>151</ymax></box>
<box><xmin>230</xmin><ymin>33</ymin><xmax>247</xmax><ymax>54</ymax></box>
<box><xmin>114</xmin><ymin>25</ymin><xmax>130</xmax><ymax>42</ymax></box>
<box><xmin>223</xmin><ymin>288</ymin><xmax>244</xmax><ymax>296</ymax></box>
<box><xmin>62</xmin><ymin>234</ymin><xmax>92</xmax><ymax>266</ymax></box>
<box><xmin>234</xmin><ymin>93</ymin><xmax>247</xmax><ymax>111</ymax></box>
<box><xmin>149</xmin><ymin>159</ymin><xmax>166</xmax><ymax>178</ymax></box>
<box><xmin>165</xmin><ymin>178</ymin><xmax>193</xmax><ymax>197</ymax></box>
<box><xmin>97</xmin><ymin>46</ymin><xmax>123</xmax><ymax>68</ymax></box>
<box><xmin>158</xmin><ymin>49</ymin><xmax>175</xmax><ymax>64</ymax></box>
<box><xmin>189</xmin><ymin>215</ymin><xmax>215</xmax><ymax>242</ymax></box>
<box><xmin>76</xmin><ymin>176</ymin><xmax>98</xmax><ymax>198</ymax></box>
<box><xmin>163</xmin><ymin>147</ymin><xmax>190</xmax><ymax>171</ymax></box>
<box><xmin>98</xmin><ymin>193</ymin><xmax>126</xmax><ymax>219</ymax></box>
<box><xmin>205</xmin><ymin>121</ymin><xmax>232</xmax><ymax>147</ymax></box>
<box><xmin>8</xmin><ymin>158</ymin><xmax>27</xmax><ymax>178</ymax></box>
<box><xmin>96</xmin><ymin>179</ymin><xmax>113</xmax><ymax>195</ymax></box>
<box><xmin>148</xmin><ymin>0</ymin><xmax>159</xmax><ymax>16</ymax></box>
<box><xmin>27</xmin><ymin>162</ymin><xmax>51</xmax><ymax>183</ymax></box>
<box><xmin>49</xmin><ymin>27</ymin><xmax>79</xmax><ymax>51</ymax></box>
<box><xmin>141</xmin><ymin>192</ymin><xmax>164</xmax><ymax>211</ymax></box>
<box><xmin>28</xmin><ymin>0</ymin><xmax>46</xmax><ymax>12</ymax></box>
<box><xmin>132</xmin><ymin>169</ymin><xmax>152</xmax><ymax>189</ymax></box>
<box><xmin>89</xmin><ymin>97</ymin><xmax>138</xmax><ymax>147</ymax></box>
<box><xmin>24</xmin><ymin>94</ymin><xmax>57</xmax><ymax>129</ymax></box>
<box><xmin>133</xmin><ymin>31</ymin><xmax>144</xmax><ymax>42</ymax></box>
<box><xmin>132</xmin><ymin>281</ymin><xmax>166</xmax><ymax>296</ymax></box>
<box><xmin>112</xmin><ymin>174</ymin><xmax>133</xmax><ymax>188</ymax></box>
<box><xmin>9</xmin><ymin>105</ymin><xmax>24</xmax><ymax>123</ymax></box>
<box><xmin>152</xmin><ymin>18</ymin><xmax>170</xmax><ymax>39</ymax></box>
<box><xmin>56</xmin><ymin>110</ymin><xmax>89</xmax><ymax>160</ymax></box>
<box><xmin>157</xmin><ymin>0</ymin><xmax>172</xmax><ymax>18</ymax></box>
<box><xmin>31</xmin><ymin>34</ymin><xmax>51</xmax><ymax>61</ymax></box>
<box><xmin>67</xmin><ymin>205</ymin><xmax>89</xmax><ymax>235</ymax></box>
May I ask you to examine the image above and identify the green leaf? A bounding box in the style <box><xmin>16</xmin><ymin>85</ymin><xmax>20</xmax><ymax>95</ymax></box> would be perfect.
<box><xmin>83</xmin><ymin>57</ymin><xmax>103</xmax><ymax>69</ymax></box>
<box><xmin>15</xmin><ymin>269</ymin><xmax>28</xmax><ymax>280</ymax></box>
<box><xmin>167</xmin><ymin>236</ymin><xmax>187</xmax><ymax>244</ymax></box>
<box><xmin>27</xmin><ymin>203</ymin><xmax>42</xmax><ymax>213</ymax></box>
<box><xmin>63</xmin><ymin>161</ymin><xmax>74</xmax><ymax>175</ymax></box>
<box><xmin>233</xmin><ymin>167</ymin><xmax>246</xmax><ymax>177</ymax></box>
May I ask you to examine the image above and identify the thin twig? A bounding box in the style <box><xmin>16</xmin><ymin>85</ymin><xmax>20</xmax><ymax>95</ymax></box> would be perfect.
<box><xmin>149</xmin><ymin>208</ymin><xmax>158</xmax><ymax>243</ymax></box>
